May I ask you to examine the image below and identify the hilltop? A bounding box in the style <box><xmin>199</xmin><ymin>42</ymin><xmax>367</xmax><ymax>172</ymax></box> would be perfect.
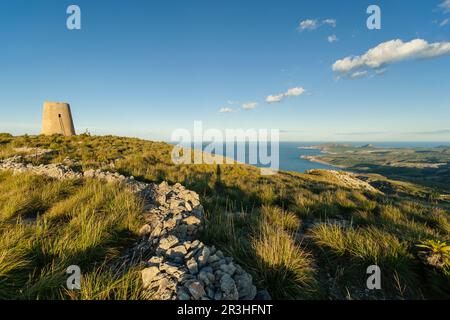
<box><xmin>0</xmin><ymin>133</ymin><xmax>449</xmax><ymax>300</ymax></box>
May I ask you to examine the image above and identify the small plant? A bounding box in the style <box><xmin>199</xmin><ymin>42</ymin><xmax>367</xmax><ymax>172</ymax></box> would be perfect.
<box><xmin>416</xmin><ymin>240</ymin><xmax>450</xmax><ymax>269</ymax></box>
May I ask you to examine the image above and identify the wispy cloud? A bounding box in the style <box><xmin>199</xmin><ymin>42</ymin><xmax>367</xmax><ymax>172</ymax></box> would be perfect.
<box><xmin>298</xmin><ymin>19</ymin><xmax>318</xmax><ymax>31</ymax></box>
<box><xmin>408</xmin><ymin>129</ymin><xmax>450</xmax><ymax>135</ymax></box>
<box><xmin>280</xmin><ymin>129</ymin><xmax>305</xmax><ymax>133</ymax></box>
<box><xmin>327</xmin><ymin>34</ymin><xmax>338</xmax><ymax>43</ymax></box>
<box><xmin>439</xmin><ymin>0</ymin><xmax>450</xmax><ymax>13</ymax></box>
<box><xmin>333</xmin><ymin>39</ymin><xmax>450</xmax><ymax>77</ymax></box>
<box><xmin>266</xmin><ymin>87</ymin><xmax>306</xmax><ymax>104</ymax></box>
<box><xmin>322</xmin><ymin>19</ymin><xmax>337</xmax><ymax>27</ymax></box>
<box><xmin>285</xmin><ymin>87</ymin><xmax>305</xmax><ymax>97</ymax></box>
<box><xmin>298</xmin><ymin>18</ymin><xmax>336</xmax><ymax>32</ymax></box>
<box><xmin>349</xmin><ymin>70</ymin><xmax>368</xmax><ymax>79</ymax></box>
<box><xmin>336</xmin><ymin>129</ymin><xmax>450</xmax><ymax>136</ymax></box>
<box><xmin>266</xmin><ymin>94</ymin><xmax>285</xmax><ymax>103</ymax></box>
<box><xmin>440</xmin><ymin>18</ymin><xmax>450</xmax><ymax>27</ymax></box>
<box><xmin>336</xmin><ymin>131</ymin><xmax>387</xmax><ymax>136</ymax></box>
<box><xmin>375</xmin><ymin>68</ymin><xmax>387</xmax><ymax>76</ymax></box>
<box><xmin>242</xmin><ymin>102</ymin><xmax>258</xmax><ymax>110</ymax></box>
<box><xmin>219</xmin><ymin>107</ymin><xmax>235</xmax><ymax>113</ymax></box>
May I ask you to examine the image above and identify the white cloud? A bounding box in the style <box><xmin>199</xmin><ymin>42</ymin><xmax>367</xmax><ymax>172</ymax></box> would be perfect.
<box><xmin>322</xmin><ymin>19</ymin><xmax>336</xmax><ymax>27</ymax></box>
<box><xmin>242</xmin><ymin>102</ymin><xmax>258</xmax><ymax>110</ymax></box>
<box><xmin>298</xmin><ymin>19</ymin><xmax>318</xmax><ymax>31</ymax></box>
<box><xmin>332</xmin><ymin>39</ymin><xmax>450</xmax><ymax>75</ymax></box>
<box><xmin>440</xmin><ymin>18</ymin><xmax>450</xmax><ymax>27</ymax></box>
<box><xmin>285</xmin><ymin>87</ymin><xmax>306</xmax><ymax>97</ymax></box>
<box><xmin>219</xmin><ymin>107</ymin><xmax>235</xmax><ymax>113</ymax></box>
<box><xmin>266</xmin><ymin>87</ymin><xmax>306</xmax><ymax>103</ymax></box>
<box><xmin>439</xmin><ymin>0</ymin><xmax>450</xmax><ymax>13</ymax></box>
<box><xmin>327</xmin><ymin>35</ymin><xmax>338</xmax><ymax>43</ymax></box>
<box><xmin>227</xmin><ymin>100</ymin><xmax>239</xmax><ymax>105</ymax></box>
<box><xmin>349</xmin><ymin>70</ymin><xmax>368</xmax><ymax>79</ymax></box>
<box><xmin>265</xmin><ymin>94</ymin><xmax>285</xmax><ymax>103</ymax></box>
<box><xmin>298</xmin><ymin>18</ymin><xmax>336</xmax><ymax>32</ymax></box>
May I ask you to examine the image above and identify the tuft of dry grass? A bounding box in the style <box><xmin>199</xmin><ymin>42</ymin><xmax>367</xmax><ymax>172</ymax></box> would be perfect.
<box><xmin>251</xmin><ymin>220</ymin><xmax>317</xmax><ymax>299</ymax></box>
<box><xmin>310</xmin><ymin>224</ymin><xmax>421</xmax><ymax>298</ymax></box>
<box><xmin>260</xmin><ymin>205</ymin><xmax>301</xmax><ymax>233</ymax></box>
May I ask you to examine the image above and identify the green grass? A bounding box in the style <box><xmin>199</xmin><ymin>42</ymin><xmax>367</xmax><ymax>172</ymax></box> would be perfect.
<box><xmin>1</xmin><ymin>134</ymin><xmax>449</xmax><ymax>300</ymax></box>
<box><xmin>251</xmin><ymin>219</ymin><xmax>316</xmax><ymax>299</ymax></box>
<box><xmin>0</xmin><ymin>171</ymin><xmax>143</xmax><ymax>299</ymax></box>
<box><xmin>310</xmin><ymin>224</ymin><xmax>420</xmax><ymax>298</ymax></box>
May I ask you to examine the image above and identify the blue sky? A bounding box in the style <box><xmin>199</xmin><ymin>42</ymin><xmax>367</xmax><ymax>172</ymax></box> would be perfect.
<box><xmin>1</xmin><ymin>0</ymin><xmax>449</xmax><ymax>141</ymax></box>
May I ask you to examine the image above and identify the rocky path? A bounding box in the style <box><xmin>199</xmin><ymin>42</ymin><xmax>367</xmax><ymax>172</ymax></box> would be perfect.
<box><xmin>0</xmin><ymin>153</ymin><xmax>260</xmax><ymax>300</ymax></box>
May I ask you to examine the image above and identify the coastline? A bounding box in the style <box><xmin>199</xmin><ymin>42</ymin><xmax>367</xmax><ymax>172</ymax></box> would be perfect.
<box><xmin>298</xmin><ymin>145</ymin><xmax>327</xmax><ymax>152</ymax></box>
<box><xmin>298</xmin><ymin>145</ymin><xmax>345</xmax><ymax>169</ymax></box>
<box><xmin>300</xmin><ymin>155</ymin><xmax>346</xmax><ymax>169</ymax></box>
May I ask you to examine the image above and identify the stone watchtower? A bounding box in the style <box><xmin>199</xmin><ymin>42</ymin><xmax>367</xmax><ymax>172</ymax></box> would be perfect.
<box><xmin>41</xmin><ymin>101</ymin><xmax>76</xmax><ymax>136</ymax></box>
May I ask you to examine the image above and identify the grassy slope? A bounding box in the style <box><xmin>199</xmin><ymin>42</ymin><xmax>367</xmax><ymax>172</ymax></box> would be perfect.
<box><xmin>0</xmin><ymin>133</ymin><xmax>449</xmax><ymax>300</ymax></box>
<box><xmin>0</xmin><ymin>171</ymin><xmax>146</xmax><ymax>299</ymax></box>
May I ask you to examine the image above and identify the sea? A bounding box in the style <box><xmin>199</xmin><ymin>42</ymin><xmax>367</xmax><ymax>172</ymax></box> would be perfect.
<box><xmin>174</xmin><ymin>141</ymin><xmax>449</xmax><ymax>174</ymax></box>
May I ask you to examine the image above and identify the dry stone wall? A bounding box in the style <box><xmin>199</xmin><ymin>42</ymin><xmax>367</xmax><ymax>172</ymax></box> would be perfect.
<box><xmin>0</xmin><ymin>153</ymin><xmax>260</xmax><ymax>300</ymax></box>
<box><xmin>138</xmin><ymin>181</ymin><xmax>257</xmax><ymax>300</ymax></box>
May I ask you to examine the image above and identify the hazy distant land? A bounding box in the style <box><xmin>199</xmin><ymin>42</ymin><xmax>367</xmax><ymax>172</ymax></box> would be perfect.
<box><xmin>301</xmin><ymin>143</ymin><xmax>450</xmax><ymax>193</ymax></box>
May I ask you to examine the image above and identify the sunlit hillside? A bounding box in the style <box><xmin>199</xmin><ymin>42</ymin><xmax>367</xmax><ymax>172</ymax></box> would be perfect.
<box><xmin>0</xmin><ymin>133</ymin><xmax>449</xmax><ymax>299</ymax></box>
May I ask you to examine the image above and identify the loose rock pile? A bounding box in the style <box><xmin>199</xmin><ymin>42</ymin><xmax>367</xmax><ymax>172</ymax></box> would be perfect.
<box><xmin>0</xmin><ymin>157</ymin><xmax>152</xmax><ymax>197</ymax></box>
<box><xmin>306</xmin><ymin>169</ymin><xmax>381</xmax><ymax>193</ymax></box>
<box><xmin>138</xmin><ymin>181</ymin><xmax>257</xmax><ymax>300</ymax></box>
<box><xmin>0</xmin><ymin>156</ymin><xmax>83</xmax><ymax>180</ymax></box>
<box><xmin>0</xmin><ymin>153</ymin><xmax>259</xmax><ymax>300</ymax></box>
